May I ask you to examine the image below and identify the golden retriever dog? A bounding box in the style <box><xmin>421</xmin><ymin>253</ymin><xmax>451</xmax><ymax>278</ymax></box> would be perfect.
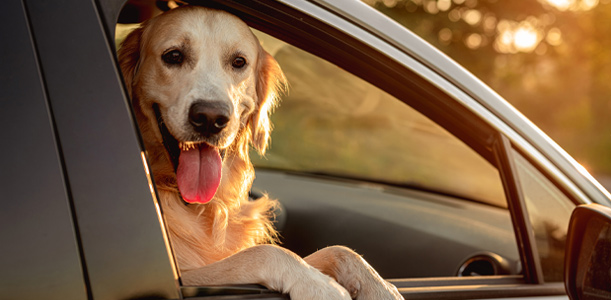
<box><xmin>118</xmin><ymin>5</ymin><xmax>403</xmax><ymax>300</ymax></box>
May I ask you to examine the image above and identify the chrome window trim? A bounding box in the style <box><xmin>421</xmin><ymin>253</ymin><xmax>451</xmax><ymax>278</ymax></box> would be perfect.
<box><xmin>269</xmin><ymin>0</ymin><xmax>608</xmax><ymax>206</ymax></box>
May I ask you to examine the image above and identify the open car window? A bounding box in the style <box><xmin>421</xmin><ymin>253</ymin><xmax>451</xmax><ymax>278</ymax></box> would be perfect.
<box><xmin>252</xmin><ymin>30</ymin><xmax>506</xmax><ymax>208</ymax></box>
<box><xmin>250</xmin><ymin>30</ymin><xmax>521</xmax><ymax>279</ymax></box>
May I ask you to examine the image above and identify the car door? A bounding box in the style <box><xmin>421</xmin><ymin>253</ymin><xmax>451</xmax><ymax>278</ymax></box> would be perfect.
<box><xmin>6</xmin><ymin>0</ymin><xmax>603</xmax><ymax>299</ymax></box>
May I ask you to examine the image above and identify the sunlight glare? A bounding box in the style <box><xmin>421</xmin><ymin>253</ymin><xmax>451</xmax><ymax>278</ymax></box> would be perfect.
<box><xmin>463</xmin><ymin>9</ymin><xmax>482</xmax><ymax>25</ymax></box>
<box><xmin>514</xmin><ymin>26</ymin><xmax>539</xmax><ymax>52</ymax></box>
<box><xmin>543</xmin><ymin>0</ymin><xmax>599</xmax><ymax>10</ymax></box>
<box><xmin>424</xmin><ymin>0</ymin><xmax>440</xmax><ymax>14</ymax></box>
<box><xmin>495</xmin><ymin>20</ymin><xmax>541</xmax><ymax>53</ymax></box>
<box><xmin>544</xmin><ymin>0</ymin><xmax>573</xmax><ymax>10</ymax></box>
<box><xmin>580</xmin><ymin>0</ymin><xmax>599</xmax><ymax>10</ymax></box>
<box><xmin>465</xmin><ymin>33</ymin><xmax>483</xmax><ymax>49</ymax></box>
<box><xmin>437</xmin><ymin>0</ymin><xmax>452</xmax><ymax>11</ymax></box>
<box><xmin>546</xmin><ymin>27</ymin><xmax>563</xmax><ymax>46</ymax></box>
<box><xmin>382</xmin><ymin>0</ymin><xmax>399</xmax><ymax>8</ymax></box>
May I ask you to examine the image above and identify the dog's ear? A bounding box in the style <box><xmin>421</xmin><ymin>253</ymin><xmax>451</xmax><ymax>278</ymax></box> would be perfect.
<box><xmin>250</xmin><ymin>48</ymin><xmax>287</xmax><ymax>154</ymax></box>
<box><xmin>117</xmin><ymin>26</ymin><xmax>145</xmax><ymax>97</ymax></box>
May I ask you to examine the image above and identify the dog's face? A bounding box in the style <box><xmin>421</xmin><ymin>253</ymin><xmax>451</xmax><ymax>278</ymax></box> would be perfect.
<box><xmin>119</xmin><ymin>6</ymin><xmax>285</xmax><ymax>204</ymax></box>
<box><xmin>135</xmin><ymin>8</ymin><xmax>259</xmax><ymax>149</ymax></box>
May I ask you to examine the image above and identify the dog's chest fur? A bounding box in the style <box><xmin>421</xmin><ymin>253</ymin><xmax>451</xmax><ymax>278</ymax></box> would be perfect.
<box><xmin>158</xmin><ymin>184</ymin><xmax>276</xmax><ymax>271</ymax></box>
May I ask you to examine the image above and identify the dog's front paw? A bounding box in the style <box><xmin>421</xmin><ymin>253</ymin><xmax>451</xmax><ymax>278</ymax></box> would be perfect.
<box><xmin>287</xmin><ymin>268</ymin><xmax>352</xmax><ymax>300</ymax></box>
<box><xmin>304</xmin><ymin>246</ymin><xmax>404</xmax><ymax>300</ymax></box>
<box><xmin>339</xmin><ymin>267</ymin><xmax>403</xmax><ymax>300</ymax></box>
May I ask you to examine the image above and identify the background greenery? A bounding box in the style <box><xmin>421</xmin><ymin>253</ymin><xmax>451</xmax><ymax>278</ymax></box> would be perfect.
<box><xmin>363</xmin><ymin>0</ymin><xmax>611</xmax><ymax>183</ymax></box>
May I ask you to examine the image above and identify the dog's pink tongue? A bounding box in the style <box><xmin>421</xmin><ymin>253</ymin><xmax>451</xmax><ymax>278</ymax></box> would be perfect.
<box><xmin>177</xmin><ymin>144</ymin><xmax>222</xmax><ymax>204</ymax></box>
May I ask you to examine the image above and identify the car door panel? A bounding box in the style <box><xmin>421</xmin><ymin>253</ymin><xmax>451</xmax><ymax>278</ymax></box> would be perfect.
<box><xmin>0</xmin><ymin>1</ymin><xmax>86</xmax><ymax>299</ymax></box>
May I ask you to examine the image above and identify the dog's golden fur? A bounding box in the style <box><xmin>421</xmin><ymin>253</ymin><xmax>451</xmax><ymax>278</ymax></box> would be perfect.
<box><xmin>118</xmin><ymin>6</ymin><xmax>403</xmax><ymax>300</ymax></box>
<box><xmin>119</xmin><ymin>5</ymin><xmax>283</xmax><ymax>269</ymax></box>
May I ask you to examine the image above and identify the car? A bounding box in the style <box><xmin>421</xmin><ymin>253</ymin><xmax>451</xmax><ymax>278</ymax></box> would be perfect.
<box><xmin>2</xmin><ymin>0</ymin><xmax>610</xmax><ymax>299</ymax></box>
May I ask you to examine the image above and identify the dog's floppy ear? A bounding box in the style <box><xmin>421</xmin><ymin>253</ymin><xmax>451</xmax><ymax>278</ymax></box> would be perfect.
<box><xmin>250</xmin><ymin>48</ymin><xmax>287</xmax><ymax>154</ymax></box>
<box><xmin>117</xmin><ymin>26</ymin><xmax>145</xmax><ymax>97</ymax></box>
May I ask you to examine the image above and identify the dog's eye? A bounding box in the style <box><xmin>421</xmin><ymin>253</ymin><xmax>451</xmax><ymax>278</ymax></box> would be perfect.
<box><xmin>232</xmin><ymin>56</ymin><xmax>247</xmax><ymax>69</ymax></box>
<box><xmin>162</xmin><ymin>50</ymin><xmax>184</xmax><ymax>65</ymax></box>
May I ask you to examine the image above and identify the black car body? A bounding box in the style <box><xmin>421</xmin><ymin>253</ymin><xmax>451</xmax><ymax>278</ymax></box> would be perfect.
<box><xmin>2</xmin><ymin>0</ymin><xmax>611</xmax><ymax>299</ymax></box>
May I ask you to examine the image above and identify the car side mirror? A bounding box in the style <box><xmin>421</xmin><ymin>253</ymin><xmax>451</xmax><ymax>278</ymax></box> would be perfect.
<box><xmin>565</xmin><ymin>203</ymin><xmax>611</xmax><ymax>299</ymax></box>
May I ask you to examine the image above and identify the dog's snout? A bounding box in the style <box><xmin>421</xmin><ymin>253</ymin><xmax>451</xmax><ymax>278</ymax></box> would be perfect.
<box><xmin>189</xmin><ymin>101</ymin><xmax>232</xmax><ymax>135</ymax></box>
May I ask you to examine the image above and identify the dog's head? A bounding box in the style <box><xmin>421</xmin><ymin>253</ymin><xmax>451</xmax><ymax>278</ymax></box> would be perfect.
<box><xmin>118</xmin><ymin>6</ymin><xmax>285</xmax><ymax>204</ymax></box>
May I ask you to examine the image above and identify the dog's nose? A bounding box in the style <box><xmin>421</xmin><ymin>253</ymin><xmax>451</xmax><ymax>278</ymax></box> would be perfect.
<box><xmin>188</xmin><ymin>101</ymin><xmax>231</xmax><ymax>135</ymax></box>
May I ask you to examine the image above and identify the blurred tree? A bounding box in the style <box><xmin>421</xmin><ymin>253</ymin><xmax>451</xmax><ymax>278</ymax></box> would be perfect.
<box><xmin>363</xmin><ymin>0</ymin><xmax>611</xmax><ymax>176</ymax></box>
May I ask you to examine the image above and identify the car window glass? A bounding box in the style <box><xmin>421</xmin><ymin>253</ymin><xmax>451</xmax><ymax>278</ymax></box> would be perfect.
<box><xmin>512</xmin><ymin>148</ymin><xmax>575</xmax><ymax>282</ymax></box>
<box><xmin>252</xmin><ymin>30</ymin><xmax>506</xmax><ymax>208</ymax></box>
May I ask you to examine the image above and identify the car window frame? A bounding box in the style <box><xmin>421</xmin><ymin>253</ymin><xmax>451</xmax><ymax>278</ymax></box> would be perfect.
<box><xmin>97</xmin><ymin>0</ymin><xmax>572</xmax><ymax>298</ymax></box>
<box><xmin>493</xmin><ymin>134</ymin><xmax>545</xmax><ymax>284</ymax></box>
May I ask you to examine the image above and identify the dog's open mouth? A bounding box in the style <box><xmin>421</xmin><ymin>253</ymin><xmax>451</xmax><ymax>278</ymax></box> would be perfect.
<box><xmin>153</xmin><ymin>104</ymin><xmax>222</xmax><ymax>204</ymax></box>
